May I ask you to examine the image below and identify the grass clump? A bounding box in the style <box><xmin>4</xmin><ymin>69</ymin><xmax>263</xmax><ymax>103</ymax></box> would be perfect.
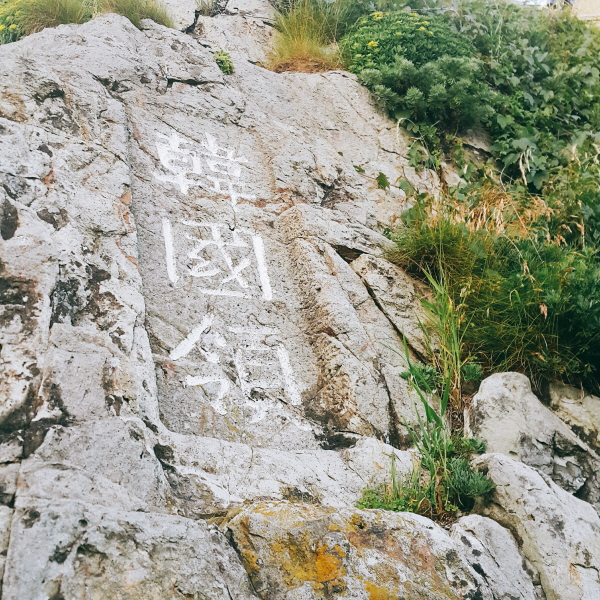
<box><xmin>0</xmin><ymin>0</ymin><xmax>172</xmax><ymax>43</ymax></box>
<box><xmin>102</xmin><ymin>0</ymin><xmax>172</xmax><ymax>28</ymax></box>
<box><xmin>387</xmin><ymin>185</ymin><xmax>600</xmax><ymax>391</ymax></box>
<box><xmin>359</xmin><ymin>286</ymin><xmax>493</xmax><ymax>523</ymax></box>
<box><xmin>267</xmin><ymin>0</ymin><xmax>406</xmax><ymax>73</ymax></box>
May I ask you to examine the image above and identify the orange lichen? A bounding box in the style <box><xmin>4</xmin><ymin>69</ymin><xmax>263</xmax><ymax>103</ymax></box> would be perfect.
<box><xmin>364</xmin><ymin>580</ymin><xmax>397</xmax><ymax>600</ymax></box>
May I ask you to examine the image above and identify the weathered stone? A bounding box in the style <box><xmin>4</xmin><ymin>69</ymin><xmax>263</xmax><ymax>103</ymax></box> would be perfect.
<box><xmin>0</xmin><ymin>506</ymin><xmax>12</xmax><ymax>595</ymax></box>
<box><xmin>466</xmin><ymin>373</ymin><xmax>600</xmax><ymax>511</ymax></box>
<box><xmin>0</xmin><ymin>463</ymin><xmax>19</xmax><ymax>506</ymax></box>
<box><xmin>548</xmin><ymin>381</ymin><xmax>600</xmax><ymax>453</ymax></box>
<box><xmin>2</xmin><ymin>499</ymin><xmax>259</xmax><ymax>599</ymax></box>
<box><xmin>350</xmin><ymin>253</ymin><xmax>431</xmax><ymax>357</ymax></box>
<box><xmin>227</xmin><ymin>501</ymin><xmax>493</xmax><ymax>600</ymax></box>
<box><xmin>473</xmin><ymin>453</ymin><xmax>600</xmax><ymax>600</ymax></box>
<box><xmin>450</xmin><ymin>514</ymin><xmax>540</xmax><ymax>600</ymax></box>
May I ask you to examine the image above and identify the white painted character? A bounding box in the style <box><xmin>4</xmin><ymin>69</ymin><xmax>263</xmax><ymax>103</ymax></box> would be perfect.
<box><xmin>154</xmin><ymin>131</ymin><xmax>203</xmax><ymax>194</ymax></box>
<box><xmin>169</xmin><ymin>317</ymin><xmax>302</xmax><ymax>418</ymax></box>
<box><xmin>162</xmin><ymin>219</ymin><xmax>273</xmax><ymax>300</ymax></box>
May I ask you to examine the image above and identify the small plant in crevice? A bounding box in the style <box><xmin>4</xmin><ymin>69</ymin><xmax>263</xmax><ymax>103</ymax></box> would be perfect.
<box><xmin>359</xmin><ymin>274</ymin><xmax>492</xmax><ymax>522</ymax></box>
<box><xmin>195</xmin><ymin>0</ymin><xmax>227</xmax><ymax>17</ymax></box>
<box><xmin>214</xmin><ymin>50</ymin><xmax>234</xmax><ymax>74</ymax></box>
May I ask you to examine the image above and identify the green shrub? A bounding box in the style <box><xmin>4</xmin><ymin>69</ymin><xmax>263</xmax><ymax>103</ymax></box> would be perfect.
<box><xmin>214</xmin><ymin>50</ymin><xmax>234</xmax><ymax>74</ymax></box>
<box><xmin>340</xmin><ymin>11</ymin><xmax>494</xmax><ymax>138</ymax></box>
<box><xmin>446</xmin><ymin>457</ymin><xmax>494</xmax><ymax>509</ymax></box>
<box><xmin>388</xmin><ymin>192</ymin><xmax>600</xmax><ymax>390</ymax></box>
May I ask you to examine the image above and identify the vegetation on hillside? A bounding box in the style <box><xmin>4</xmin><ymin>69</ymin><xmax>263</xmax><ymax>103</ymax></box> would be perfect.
<box><xmin>270</xmin><ymin>0</ymin><xmax>599</xmax><ymax>521</ymax></box>
<box><xmin>0</xmin><ymin>0</ymin><xmax>172</xmax><ymax>42</ymax></box>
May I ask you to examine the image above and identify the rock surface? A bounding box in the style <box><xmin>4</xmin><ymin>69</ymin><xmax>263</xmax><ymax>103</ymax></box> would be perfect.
<box><xmin>548</xmin><ymin>381</ymin><xmax>600</xmax><ymax>453</ymax></box>
<box><xmin>450</xmin><ymin>514</ymin><xmax>541</xmax><ymax>600</ymax></box>
<box><xmin>466</xmin><ymin>373</ymin><xmax>600</xmax><ymax>511</ymax></box>
<box><xmin>0</xmin><ymin>4</ymin><xmax>599</xmax><ymax>599</ymax></box>
<box><xmin>226</xmin><ymin>501</ymin><xmax>493</xmax><ymax>600</ymax></box>
<box><xmin>3</xmin><ymin>499</ymin><xmax>259</xmax><ymax>599</ymax></box>
<box><xmin>473</xmin><ymin>453</ymin><xmax>600</xmax><ymax>600</ymax></box>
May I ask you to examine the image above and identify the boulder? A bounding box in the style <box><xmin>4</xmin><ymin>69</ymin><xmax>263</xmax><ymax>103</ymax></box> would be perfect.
<box><xmin>226</xmin><ymin>501</ymin><xmax>493</xmax><ymax>599</ymax></box>
<box><xmin>473</xmin><ymin>453</ymin><xmax>600</xmax><ymax>600</ymax></box>
<box><xmin>450</xmin><ymin>514</ymin><xmax>541</xmax><ymax>600</ymax></box>
<box><xmin>2</xmin><ymin>499</ymin><xmax>259</xmax><ymax>599</ymax></box>
<box><xmin>466</xmin><ymin>373</ymin><xmax>600</xmax><ymax>511</ymax></box>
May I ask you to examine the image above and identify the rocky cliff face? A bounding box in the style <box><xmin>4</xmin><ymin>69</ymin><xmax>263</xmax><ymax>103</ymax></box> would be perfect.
<box><xmin>1</xmin><ymin>3</ymin><xmax>600</xmax><ymax>599</ymax></box>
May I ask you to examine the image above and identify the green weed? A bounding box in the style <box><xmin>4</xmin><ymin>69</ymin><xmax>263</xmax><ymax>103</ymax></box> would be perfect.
<box><xmin>214</xmin><ymin>50</ymin><xmax>234</xmax><ymax>74</ymax></box>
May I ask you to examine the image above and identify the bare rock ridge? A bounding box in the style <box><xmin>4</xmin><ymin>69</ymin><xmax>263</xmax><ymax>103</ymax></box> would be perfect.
<box><xmin>0</xmin><ymin>3</ymin><xmax>599</xmax><ymax>598</ymax></box>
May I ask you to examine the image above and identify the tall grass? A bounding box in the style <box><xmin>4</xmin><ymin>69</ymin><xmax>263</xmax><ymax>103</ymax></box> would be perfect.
<box><xmin>15</xmin><ymin>0</ymin><xmax>90</xmax><ymax>34</ymax></box>
<box><xmin>267</xmin><ymin>0</ymin><xmax>406</xmax><ymax>73</ymax></box>
<box><xmin>268</xmin><ymin>0</ymin><xmax>342</xmax><ymax>72</ymax></box>
<box><xmin>387</xmin><ymin>187</ymin><xmax>600</xmax><ymax>391</ymax></box>
<box><xmin>0</xmin><ymin>0</ymin><xmax>172</xmax><ymax>43</ymax></box>
<box><xmin>102</xmin><ymin>0</ymin><xmax>172</xmax><ymax>28</ymax></box>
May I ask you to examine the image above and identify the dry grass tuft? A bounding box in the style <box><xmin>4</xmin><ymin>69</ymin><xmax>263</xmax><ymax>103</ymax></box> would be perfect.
<box><xmin>267</xmin><ymin>0</ymin><xmax>342</xmax><ymax>73</ymax></box>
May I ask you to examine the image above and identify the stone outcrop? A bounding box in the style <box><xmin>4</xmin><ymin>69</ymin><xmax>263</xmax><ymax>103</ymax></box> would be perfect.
<box><xmin>450</xmin><ymin>514</ymin><xmax>542</xmax><ymax>600</ymax></box>
<box><xmin>473</xmin><ymin>453</ymin><xmax>600</xmax><ymax>600</ymax></box>
<box><xmin>466</xmin><ymin>372</ymin><xmax>600</xmax><ymax>511</ymax></box>
<box><xmin>1</xmin><ymin>2</ymin><xmax>599</xmax><ymax>598</ymax></box>
<box><xmin>226</xmin><ymin>501</ymin><xmax>493</xmax><ymax>600</ymax></box>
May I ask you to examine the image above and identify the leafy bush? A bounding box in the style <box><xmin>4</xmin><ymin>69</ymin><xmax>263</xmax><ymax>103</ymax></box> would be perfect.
<box><xmin>341</xmin><ymin>11</ymin><xmax>494</xmax><ymax>137</ymax></box>
<box><xmin>214</xmin><ymin>50</ymin><xmax>234</xmax><ymax>74</ymax></box>
<box><xmin>448</xmin><ymin>0</ymin><xmax>600</xmax><ymax>190</ymax></box>
<box><xmin>341</xmin><ymin>11</ymin><xmax>474</xmax><ymax>70</ymax></box>
<box><xmin>0</xmin><ymin>0</ymin><xmax>172</xmax><ymax>43</ymax></box>
<box><xmin>342</xmin><ymin>2</ymin><xmax>600</xmax><ymax>193</ymax></box>
<box><xmin>446</xmin><ymin>457</ymin><xmax>494</xmax><ymax>508</ymax></box>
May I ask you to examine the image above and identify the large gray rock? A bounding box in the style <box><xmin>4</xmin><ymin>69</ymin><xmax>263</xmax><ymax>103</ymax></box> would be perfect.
<box><xmin>466</xmin><ymin>373</ymin><xmax>600</xmax><ymax>511</ymax></box>
<box><xmin>226</xmin><ymin>501</ymin><xmax>493</xmax><ymax>600</ymax></box>
<box><xmin>450</xmin><ymin>514</ymin><xmax>542</xmax><ymax>600</ymax></box>
<box><xmin>2</xmin><ymin>499</ymin><xmax>259</xmax><ymax>599</ymax></box>
<box><xmin>0</xmin><ymin>12</ymin><xmax>440</xmax><ymax>593</ymax></box>
<box><xmin>473</xmin><ymin>453</ymin><xmax>600</xmax><ymax>600</ymax></box>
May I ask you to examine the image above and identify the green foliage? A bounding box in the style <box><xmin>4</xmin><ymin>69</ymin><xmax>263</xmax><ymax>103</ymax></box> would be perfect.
<box><xmin>449</xmin><ymin>1</ymin><xmax>600</xmax><ymax>190</ymax></box>
<box><xmin>461</xmin><ymin>362</ymin><xmax>483</xmax><ymax>382</ymax></box>
<box><xmin>0</xmin><ymin>0</ymin><xmax>172</xmax><ymax>42</ymax></box>
<box><xmin>446</xmin><ymin>457</ymin><xmax>494</xmax><ymax>508</ymax></box>
<box><xmin>400</xmin><ymin>361</ymin><xmax>436</xmax><ymax>393</ymax></box>
<box><xmin>388</xmin><ymin>193</ymin><xmax>600</xmax><ymax>390</ymax></box>
<box><xmin>358</xmin><ymin>422</ymin><xmax>493</xmax><ymax>519</ymax></box>
<box><xmin>376</xmin><ymin>171</ymin><xmax>390</xmax><ymax>190</ymax></box>
<box><xmin>342</xmin><ymin>2</ymin><xmax>600</xmax><ymax>194</ymax></box>
<box><xmin>341</xmin><ymin>10</ymin><xmax>494</xmax><ymax>141</ymax></box>
<box><xmin>214</xmin><ymin>50</ymin><xmax>234</xmax><ymax>74</ymax></box>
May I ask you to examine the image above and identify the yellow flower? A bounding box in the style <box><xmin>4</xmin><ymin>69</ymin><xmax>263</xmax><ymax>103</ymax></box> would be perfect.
<box><xmin>367</xmin><ymin>41</ymin><xmax>378</xmax><ymax>48</ymax></box>
<box><xmin>418</xmin><ymin>26</ymin><xmax>426</xmax><ymax>31</ymax></box>
<box><xmin>9</xmin><ymin>23</ymin><xmax>16</xmax><ymax>29</ymax></box>
<box><xmin>0</xmin><ymin>25</ymin><xmax>5</xmax><ymax>30</ymax></box>
<box><xmin>412</xmin><ymin>13</ymin><xmax>419</xmax><ymax>17</ymax></box>
<box><xmin>372</xmin><ymin>11</ymin><xmax>383</xmax><ymax>20</ymax></box>
<box><xmin>428</xmin><ymin>31</ymin><xmax>433</xmax><ymax>35</ymax></box>
<box><xmin>422</xmin><ymin>21</ymin><xmax>430</xmax><ymax>25</ymax></box>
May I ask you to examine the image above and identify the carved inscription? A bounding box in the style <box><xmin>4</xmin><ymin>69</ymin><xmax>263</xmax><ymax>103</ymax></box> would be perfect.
<box><xmin>156</xmin><ymin>129</ymin><xmax>301</xmax><ymax>420</ymax></box>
